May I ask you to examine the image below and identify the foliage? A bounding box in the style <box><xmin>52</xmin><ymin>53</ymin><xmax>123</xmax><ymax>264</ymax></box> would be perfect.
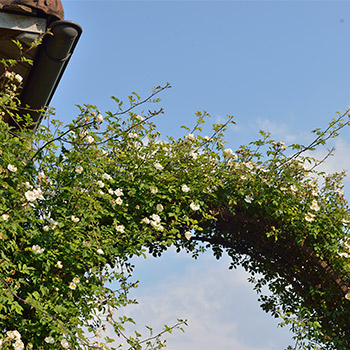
<box><xmin>1</xmin><ymin>47</ymin><xmax>350</xmax><ymax>349</ymax></box>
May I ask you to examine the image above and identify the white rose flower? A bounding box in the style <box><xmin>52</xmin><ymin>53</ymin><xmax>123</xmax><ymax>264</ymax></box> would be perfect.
<box><xmin>156</xmin><ymin>204</ymin><xmax>164</xmax><ymax>212</ymax></box>
<box><xmin>13</xmin><ymin>340</ymin><xmax>24</xmax><ymax>350</ymax></box>
<box><xmin>185</xmin><ymin>133</ymin><xmax>195</xmax><ymax>141</ymax></box>
<box><xmin>181</xmin><ymin>184</ymin><xmax>190</xmax><ymax>193</ymax></box>
<box><xmin>24</xmin><ymin>182</ymin><xmax>33</xmax><ymax>189</ymax></box>
<box><xmin>86</xmin><ymin>135</ymin><xmax>94</xmax><ymax>144</ymax></box>
<box><xmin>279</xmin><ymin>141</ymin><xmax>287</xmax><ymax>150</ymax></box>
<box><xmin>190</xmin><ymin>202</ymin><xmax>200</xmax><ymax>211</ymax></box>
<box><xmin>151</xmin><ymin>222</ymin><xmax>164</xmax><ymax>231</ymax></box>
<box><xmin>43</xmin><ymin>225</ymin><xmax>50</xmax><ymax>232</ymax></box>
<box><xmin>150</xmin><ymin>213</ymin><xmax>161</xmax><ymax>223</ymax></box>
<box><xmin>48</xmin><ymin>218</ymin><xmax>58</xmax><ymax>229</ymax></box>
<box><xmin>115</xmin><ymin>197</ymin><xmax>123</xmax><ymax>205</ymax></box>
<box><xmin>150</xmin><ymin>187</ymin><xmax>158</xmax><ymax>194</ymax></box>
<box><xmin>290</xmin><ymin>185</ymin><xmax>297</xmax><ymax>192</ymax></box>
<box><xmin>5</xmin><ymin>71</ymin><xmax>12</xmax><ymax>79</ymax></box>
<box><xmin>310</xmin><ymin>200</ymin><xmax>320</xmax><ymax>212</ymax></box>
<box><xmin>32</xmin><ymin>245</ymin><xmax>44</xmax><ymax>254</ymax></box>
<box><xmin>97</xmin><ymin>248</ymin><xmax>104</xmax><ymax>255</ymax></box>
<box><xmin>114</xmin><ymin>188</ymin><xmax>123</xmax><ymax>196</ymax></box>
<box><xmin>7</xmin><ymin>330</ymin><xmax>21</xmax><ymax>340</ymax></box>
<box><xmin>56</xmin><ymin>261</ymin><xmax>63</xmax><ymax>269</ymax></box>
<box><xmin>223</xmin><ymin>148</ymin><xmax>234</xmax><ymax>158</ymax></box>
<box><xmin>14</xmin><ymin>74</ymin><xmax>23</xmax><ymax>83</ymax></box>
<box><xmin>141</xmin><ymin>217</ymin><xmax>150</xmax><ymax>224</ymax></box>
<box><xmin>25</xmin><ymin>188</ymin><xmax>44</xmax><ymax>202</ymax></box>
<box><xmin>1</xmin><ymin>214</ymin><xmax>9</xmax><ymax>221</ymax></box>
<box><xmin>96</xmin><ymin>113</ymin><xmax>104</xmax><ymax>123</ymax></box>
<box><xmin>305</xmin><ymin>213</ymin><xmax>315</xmax><ymax>222</ymax></box>
<box><xmin>189</xmin><ymin>151</ymin><xmax>198</xmax><ymax>160</ymax></box>
<box><xmin>243</xmin><ymin>162</ymin><xmax>254</xmax><ymax>170</ymax></box>
<box><xmin>96</xmin><ymin>180</ymin><xmax>105</xmax><ymax>188</ymax></box>
<box><xmin>72</xmin><ymin>277</ymin><xmax>80</xmax><ymax>284</ymax></box>
<box><xmin>154</xmin><ymin>163</ymin><xmax>164</xmax><ymax>171</ymax></box>
<box><xmin>136</xmin><ymin>114</ymin><xmax>144</xmax><ymax>121</ymax></box>
<box><xmin>69</xmin><ymin>282</ymin><xmax>77</xmax><ymax>290</ymax></box>
<box><xmin>108</xmin><ymin>188</ymin><xmax>114</xmax><ymax>195</ymax></box>
<box><xmin>115</xmin><ymin>224</ymin><xmax>125</xmax><ymax>233</ymax></box>
<box><xmin>95</xmin><ymin>329</ymin><xmax>102</xmax><ymax>338</ymax></box>
<box><xmin>341</xmin><ymin>219</ymin><xmax>350</xmax><ymax>226</ymax></box>
<box><xmin>75</xmin><ymin>166</ymin><xmax>83</xmax><ymax>174</ymax></box>
<box><xmin>71</xmin><ymin>216</ymin><xmax>80</xmax><ymax>223</ymax></box>
<box><xmin>184</xmin><ymin>231</ymin><xmax>192</xmax><ymax>240</ymax></box>
<box><xmin>61</xmin><ymin>339</ymin><xmax>70</xmax><ymax>349</ymax></box>
<box><xmin>7</xmin><ymin>164</ymin><xmax>17</xmax><ymax>172</ymax></box>
<box><xmin>345</xmin><ymin>293</ymin><xmax>350</xmax><ymax>300</ymax></box>
<box><xmin>244</xmin><ymin>195</ymin><xmax>253</xmax><ymax>204</ymax></box>
<box><xmin>45</xmin><ymin>337</ymin><xmax>55</xmax><ymax>344</ymax></box>
<box><xmin>102</xmin><ymin>173</ymin><xmax>112</xmax><ymax>181</ymax></box>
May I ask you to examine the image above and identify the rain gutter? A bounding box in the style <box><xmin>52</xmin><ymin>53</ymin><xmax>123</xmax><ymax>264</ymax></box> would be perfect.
<box><xmin>9</xmin><ymin>20</ymin><xmax>82</xmax><ymax>129</ymax></box>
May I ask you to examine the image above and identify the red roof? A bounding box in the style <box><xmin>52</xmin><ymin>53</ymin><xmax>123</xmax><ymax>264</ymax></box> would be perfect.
<box><xmin>0</xmin><ymin>0</ymin><xmax>64</xmax><ymax>21</ymax></box>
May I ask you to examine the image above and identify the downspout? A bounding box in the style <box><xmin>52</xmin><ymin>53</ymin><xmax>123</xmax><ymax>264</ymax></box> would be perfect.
<box><xmin>10</xmin><ymin>20</ymin><xmax>82</xmax><ymax>130</ymax></box>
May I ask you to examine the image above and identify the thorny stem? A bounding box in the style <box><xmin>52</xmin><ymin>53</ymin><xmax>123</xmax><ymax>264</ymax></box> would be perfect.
<box><xmin>279</xmin><ymin>109</ymin><xmax>350</xmax><ymax>168</ymax></box>
<box><xmin>112</xmin><ymin>83</ymin><xmax>171</xmax><ymax>117</ymax></box>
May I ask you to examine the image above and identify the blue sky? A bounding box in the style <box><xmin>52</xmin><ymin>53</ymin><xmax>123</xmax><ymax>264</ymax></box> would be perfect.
<box><xmin>51</xmin><ymin>1</ymin><xmax>350</xmax><ymax>349</ymax></box>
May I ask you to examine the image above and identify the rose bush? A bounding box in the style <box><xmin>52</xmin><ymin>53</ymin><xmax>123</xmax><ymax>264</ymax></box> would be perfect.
<box><xmin>1</xmin><ymin>53</ymin><xmax>350</xmax><ymax>349</ymax></box>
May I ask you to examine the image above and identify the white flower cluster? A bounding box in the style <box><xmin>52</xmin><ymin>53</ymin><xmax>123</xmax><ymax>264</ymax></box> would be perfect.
<box><xmin>106</xmin><ymin>186</ymin><xmax>124</xmax><ymax>205</ymax></box>
<box><xmin>43</xmin><ymin>217</ymin><xmax>58</xmax><ymax>231</ymax></box>
<box><xmin>0</xmin><ymin>330</ymin><xmax>24</xmax><ymax>350</ymax></box>
<box><xmin>69</xmin><ymin>277</ymin><xmax>80</xmax><ymax>290</ymax></box>
<box><xmin>189</xmin><ymin>151</ymin><xmax>198</xmax><ymax>160</ymax></box>
<box><xmin>25</xmin><ymin>188</ymin><xmax>44</xmax><ymax>202</ymax></box>
<box><xmin>272</xmin><ymin>141</ymin><xmax>287</xmax><ymax>150</ymax></box>
<box><xmin>4</xmin><ymin>71</ymin><xmax>23</xmax><ymax>83</ymax></box>
<box><xmin>102</xmin><ymin>173</ymin><xmax>112</xmax><ymax>181</ymax></box>
<box><xmin>305</xmin><ymin>200</ymin><xmax>320</xmax><ymax>222</ymax></box>
<box><xmin>154</xmin><ymin>162</ymin><xmax>164</xmax><ymax>171</ymax></box>
<box><xmin>223</xmin><ymin>148</ymin><xmax>238</xmax><ymax>159</ymax></box>
<box><xmin>142</xmin><ymin>213</ymin><xmax>164</xmax><ymax>231</ymax></box>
